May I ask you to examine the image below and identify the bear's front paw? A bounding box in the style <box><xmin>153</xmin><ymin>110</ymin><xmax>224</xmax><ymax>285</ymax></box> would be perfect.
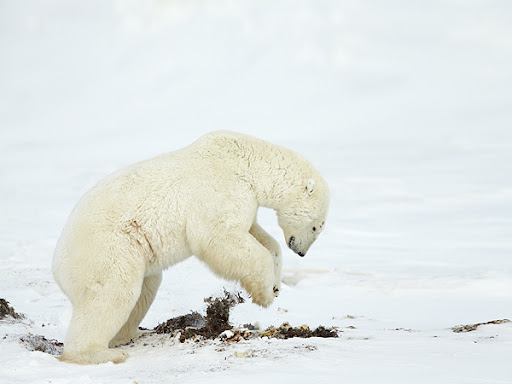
<box><xmin>251</xmin><ymin>289</ymin><xmax>275</xmax><ymax>308</ymax></box>
<box><xmin>273</xmin><ymin>269</ymin><xmax>281</xmax><ymax>298</ymax></box>
<box><xmin>273</xmin><ymin>285</ymin><xmax>280</xmax><ymax>298</ymax></box>
<box><xmin>242</xmin><ymin>277</ymin><xmax>275</xmax><ymax>308</ymax></box>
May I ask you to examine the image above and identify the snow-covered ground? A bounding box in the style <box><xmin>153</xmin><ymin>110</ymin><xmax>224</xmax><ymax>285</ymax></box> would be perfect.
<box><xmin>1</xmin><ymin>1</ymin><xmax>512</xmax><ymax>383</ymax></box>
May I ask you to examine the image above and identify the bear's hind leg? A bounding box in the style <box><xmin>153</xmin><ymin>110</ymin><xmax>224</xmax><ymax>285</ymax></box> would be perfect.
<box><xmin>110</xmin><ymin>272</ymin><xmax>162</xmax><ymax>347</ymax></box>
<box><xmin>60</xmin><ymin>266</ymin><xmax>144</xmax><ymax>364</ymax></box>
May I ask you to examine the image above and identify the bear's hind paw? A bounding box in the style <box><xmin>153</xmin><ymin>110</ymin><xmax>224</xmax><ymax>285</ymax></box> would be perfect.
<box><xmin>59</xmin><ymin>348</ymin><xmax>129</xmax><ymax>365</ymax></box>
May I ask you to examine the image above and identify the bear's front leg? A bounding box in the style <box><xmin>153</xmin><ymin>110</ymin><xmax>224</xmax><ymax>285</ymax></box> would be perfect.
<box><xmin>194</xmin><ymin>229</ymin><xmax>276</xmax><ymax>307</ymax></box>
<box><xmin>249</xmin><ymin>222</ymin><xmax>282</xmax><ymax>298</ymax></box>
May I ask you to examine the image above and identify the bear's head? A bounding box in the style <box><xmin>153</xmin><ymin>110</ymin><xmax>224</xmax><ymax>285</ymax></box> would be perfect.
<box><xmin>277</xmin><ymin>176</ymin><xmax>330</xmax><ymax>257</ymax></box>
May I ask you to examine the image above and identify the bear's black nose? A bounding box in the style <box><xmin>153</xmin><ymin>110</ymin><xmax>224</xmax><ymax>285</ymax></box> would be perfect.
<box><xmin>298</xmin><ymin>251</ymin><xmax>305</xmax><ymax>257</ymax></box>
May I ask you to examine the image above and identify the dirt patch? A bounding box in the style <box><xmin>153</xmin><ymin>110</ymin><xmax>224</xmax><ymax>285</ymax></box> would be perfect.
<box><xmin>0</xmin><ymin>299</ymin><xmax>23</xmax><ymax>320</ymax></box>
<box><xmin>452</xmin><ymin>319</ymin><xmax>511</xmax><ymax>333</ymax></box>
<box><xmin>154</xmin><ymin>290</ymin><xmax>339</xmax><ymax>342</ymax></box>
<box><xmin>19</xmin><ymin>334</ymin><xmax>63</xmax><ymax>356</ymax></box>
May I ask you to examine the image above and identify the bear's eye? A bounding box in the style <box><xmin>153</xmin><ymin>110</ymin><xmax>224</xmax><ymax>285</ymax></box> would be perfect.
<box><xmin>313</xmin><ymin>227</ymin><xmax>316</xmax><ymax>232</ymax></box>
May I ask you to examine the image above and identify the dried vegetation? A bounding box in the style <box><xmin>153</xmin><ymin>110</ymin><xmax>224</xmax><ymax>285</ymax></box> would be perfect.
<box><xmin>0</xmin><ymin>299</ymin><xmax>23</xmax><ymax>320</ymax></box>
<box><xmin>452</xmin><ymin>319</ymin><xmax>511</xmax><ymax>333</ymax></box>
<box><xmin>154</xmin><ymin>290</ymin><xmax>339</xmax><ymax>342</ymax></box>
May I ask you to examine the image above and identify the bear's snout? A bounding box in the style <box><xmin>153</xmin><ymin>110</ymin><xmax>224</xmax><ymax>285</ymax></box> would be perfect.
<box><xmin>288</xmin><ymin>236</ymin><xmax>306</xmax><ymax>257</ymax></box>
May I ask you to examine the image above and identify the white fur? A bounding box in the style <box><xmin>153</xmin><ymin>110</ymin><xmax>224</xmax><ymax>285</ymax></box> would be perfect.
<box><xmin>52</xmin><ymin>131</ymin><xmax>329</xmax><ymax>364</ymax></box>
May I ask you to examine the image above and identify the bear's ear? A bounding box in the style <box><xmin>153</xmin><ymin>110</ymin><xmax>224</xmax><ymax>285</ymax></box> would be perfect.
<box><xmin>305</xmin><ymin>178</ymin><xmax>315</xmax><ymax>196</ymax></box>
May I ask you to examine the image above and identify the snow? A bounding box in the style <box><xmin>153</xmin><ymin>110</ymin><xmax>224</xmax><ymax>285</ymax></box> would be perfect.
<box><xmin>1</xmin><ymin>0</ymin><xmax>512</xmax><ymax>383</ymax></box>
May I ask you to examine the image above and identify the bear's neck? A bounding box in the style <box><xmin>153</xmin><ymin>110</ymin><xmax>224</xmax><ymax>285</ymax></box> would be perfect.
<box><xmin>243</xmin><ymin>143</ymin><xmax>303</xmax><ymax>213</ymax></box>
<box><xmin>202</xmin><ymin>131</ymin><xmax>308</xmax><ymax>214</ymax></box>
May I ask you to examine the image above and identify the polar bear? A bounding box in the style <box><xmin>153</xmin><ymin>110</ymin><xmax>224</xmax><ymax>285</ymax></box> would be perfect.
<box><xmin>52</xmin><ymin>131</ymin><xmax>329</xmax><ymax>364</ymax></box>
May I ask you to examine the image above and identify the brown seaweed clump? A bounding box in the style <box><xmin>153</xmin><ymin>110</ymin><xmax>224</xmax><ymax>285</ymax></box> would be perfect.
<box><xmin>452</xmin><ymin>319</ymin><xmax>511</xmax><ymax>333</ymax></box>
<box><xmin>258</xmin><ymin>322</ymin><xmax>339</xmax><ymax>340</ymax></box>
<box><xmin>154</xmin><ymin>291</ymin><xmax>245</xmax><ymax>342</ymax></box>
<box><xmin>154</xmin><ymin>311</ymin><xmax>206</xmax><ymax>334</ymax></box>
<box><xmin>19</xmin><ymin>334</ymin><xmax>64</xmax><ymax>356</ymax></box>
<box><xmin>0</xmin><ymin>299</ymin><xmax>23</xmax><ymax>320</ymax></box>
<box><xmin>154</xmin><ymin>291</ymin><xmax>339</xmax><ymax>343</ymax></box>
